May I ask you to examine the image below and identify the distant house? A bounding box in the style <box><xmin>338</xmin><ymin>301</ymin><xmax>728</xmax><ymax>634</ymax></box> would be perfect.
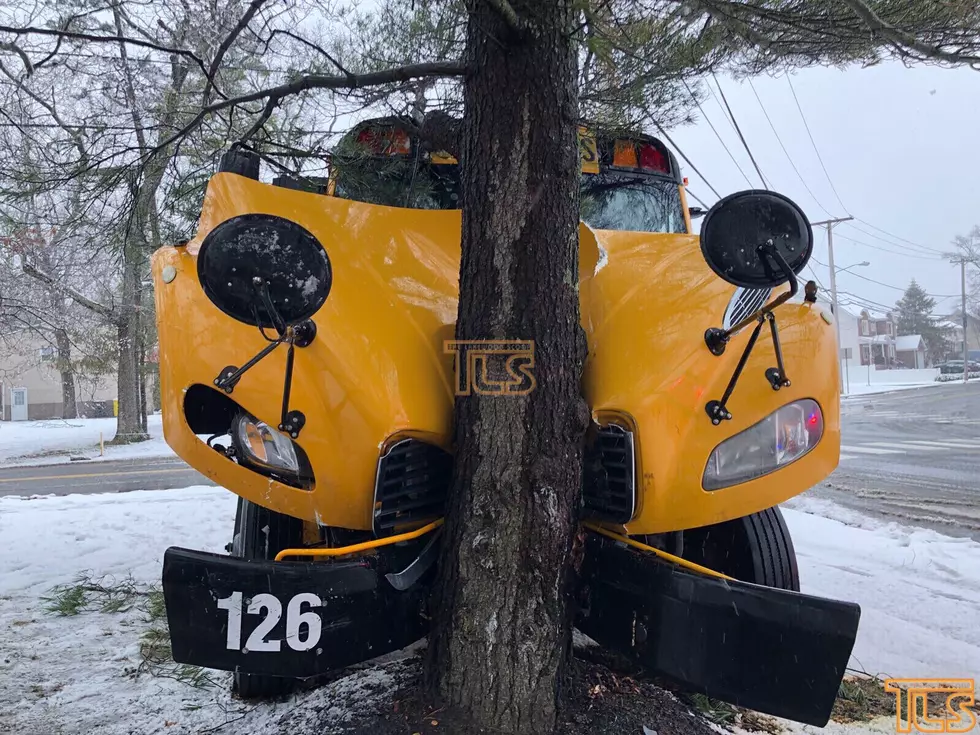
<box><xmin>895</xmin><ymin>334</ymin><xmax>926</xmax><ymax>368</ymax></box>
<box><xmin>0</xmin><ymin>332</ymin><xmax>117</xmax><ymax>421</ymax></box>
<box><xmin>942</xmin><ymin>312</ymin><xmax>980</xmax><ymax>361</ymax></box>
<box><xmin>856</xmin><ymin>309</ymin><xmax>898</xmax><ymax>367</ymax></box>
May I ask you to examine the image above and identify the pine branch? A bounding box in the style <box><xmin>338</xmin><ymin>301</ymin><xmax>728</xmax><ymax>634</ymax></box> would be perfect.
<box><xmin>838</xmin><ymin>0</ymin><xmax>980</xmax><ymax>70</ymax></box>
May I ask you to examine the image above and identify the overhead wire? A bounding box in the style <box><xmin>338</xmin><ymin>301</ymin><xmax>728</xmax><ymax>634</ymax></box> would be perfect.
<box><xmin>685</xmin><ymin>188</ymin><xmax>710</xmax><ymax>208</ymax></box>
<box><xmin>810</xmin><ymin>256</ymin><xmax>957</xmax><ymax>297</ymax></box>
<box><xmin>785</xmin><ymin>74</ymin><xmax>849</xmax><ymax>214</ymax></box>
<box><xmin>681</xmin><ymin>78</ymin><xmax>753</xmax><ymax>188</ymax></box>
<box><xmin>853</xmin><ymin>218</ymin><xmax>946</xmax><ymax>254</ymax></box>
<box><xmin>840</xmin><ymin>220</ymin><xmax>946</xmax><ymax>256</ymax></box>
<box><xmin>747</xmin><ymin>78</ymin><xmax>833</xmax><ymax>217</ymax></box>
<box><xmin>784</xmin><ymin>74</ymin><xmax>953</xmax><ymax>262</ymax></box>
<box><xmin>832</xmin><ymin>231</ymin><xmax>944</xmax><ymax>260</ymax></box>
<box><xmin>650</xmin><ymin>122</ymin><xmax>721</xmax><ymax>198</ymax></box>
<box><xmin>711</xmin><ymin>73</ymin><xmax>768</xmax><ymax>189</ymax></box>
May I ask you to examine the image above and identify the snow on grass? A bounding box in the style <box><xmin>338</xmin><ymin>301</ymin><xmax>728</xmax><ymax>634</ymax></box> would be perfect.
<box><xmin>0</xmin><ymin>487</ymin><xmax>411</xmax><ymax>735</ymax></box>
<box><xmin>1</xmin><ymin>486</ymin><xmax>978</xmax><ymax>733</ymax></box>
<box><xmin>784</xmin><ymin>498</ymin><xmax>980</xmax><ymax>678</ymax></box>
<box><xmin>842</xmin><ymin>381</ymin><xmax>946</xmax><ymax>397</ymax></box>
<box><xmin>0</xmin><ymin>414</ymin><xmax>175</xmax><ymax>468</ymax></box>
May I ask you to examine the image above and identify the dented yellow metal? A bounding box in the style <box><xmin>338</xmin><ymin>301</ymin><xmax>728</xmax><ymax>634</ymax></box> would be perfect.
<box><xmin>153</xmin><ymin>172</ymin><xmax>839</xmax><ymax>536</ymax></box>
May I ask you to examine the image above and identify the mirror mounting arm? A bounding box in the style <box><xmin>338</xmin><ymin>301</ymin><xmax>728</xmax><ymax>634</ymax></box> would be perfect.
<box><xmin>704</xmin><ymin>241</ymin><xmax>798</xmax><ymax>424</ymax></box>
<box><xmin>705</xmin><ymin>317</ymin><xmax>767</xmax><ymax>425</ymax></box>
<box><xmin>703</xmin><ymin>240</ymin><xmax>800</xmax><ymax>356</ymax></box>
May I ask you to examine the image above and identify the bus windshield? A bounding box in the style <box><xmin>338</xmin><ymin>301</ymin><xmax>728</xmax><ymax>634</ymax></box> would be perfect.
<box><xmin>580</xmin><ymin>173</ymin><xmax>686</xmax><ymax>234</ymax></box>
<box><xmin>330</xmin><ymin>124</ymin><xmax>687</xmax><ymax>234</ymax></box>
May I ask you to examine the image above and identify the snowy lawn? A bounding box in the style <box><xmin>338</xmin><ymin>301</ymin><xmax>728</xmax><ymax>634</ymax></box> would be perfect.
<box><xmin>0</xmin><ymin>414</ymin><xmax>175</xmax><ymax>468</ymax></box>
<box><xmin>1</xmin><ymin>486</ymin><xmax>978</xmax><ymax>733</ymax></box>
<box><xmin>842</xmin><ymin>381</ymin><xmax>946</xmax><ymax>397</ymax></box>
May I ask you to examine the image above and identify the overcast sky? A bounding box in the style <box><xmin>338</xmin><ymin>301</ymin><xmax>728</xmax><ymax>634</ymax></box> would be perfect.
<box><xmin>668</xmin><ymin>61</ymin><xmax>978</xmax><ymax>317</ymax></box>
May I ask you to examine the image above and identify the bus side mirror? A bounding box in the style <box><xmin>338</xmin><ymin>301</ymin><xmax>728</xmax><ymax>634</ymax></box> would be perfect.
<box><xmin>699</xmin><ymin>190</ymin><xmax>813</xmax><ymax>289</ymax></box>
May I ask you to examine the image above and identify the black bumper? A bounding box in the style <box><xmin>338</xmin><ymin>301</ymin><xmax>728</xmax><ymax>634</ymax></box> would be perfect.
<box><xmin>577</xmin><ymin>535</ymin><xmax>861</xmax><ymax>727</ymax></box>
<box><xmin>164</xmin><ymin>534</ymin><xmax>860</xmax><ymax>726</ymax></box>
<box><xmin>162</xmin><ymin>546</ymin><xmax>429</xmax><ymax>678</ymax></box>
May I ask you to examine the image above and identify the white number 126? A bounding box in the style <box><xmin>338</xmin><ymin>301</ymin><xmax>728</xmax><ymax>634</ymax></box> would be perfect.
<box><xmin>216</xmin><ymin>592</ymin><xmax>323</xmax><ymax>652</ymax></box>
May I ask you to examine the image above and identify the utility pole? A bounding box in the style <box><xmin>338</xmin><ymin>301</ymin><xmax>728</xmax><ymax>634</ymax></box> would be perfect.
<box><xmin>962</xmin><ymin>259</ymin><xmax>968</xmax><ymax>384</ymax></box>
<box><xmin>812</xmin><ymin>216</ymin><xmax>855</xmax><ymax>393</ymax></box>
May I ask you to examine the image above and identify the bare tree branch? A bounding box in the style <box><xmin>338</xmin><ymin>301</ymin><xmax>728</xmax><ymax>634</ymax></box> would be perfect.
<box><xmin>0</xmin><ymin>40</ymin><xmax>33</xmax><ymax>75</ymax></box>
<box><xmin>0</xmin><ymin>23</ymin><xmax>211</xmax><ymax>80</ymax></box>
<box><xmin>154</xmin><ymin>60</ymin><xmax>468</xmax><ymax>154</ymax></box>
<box><xmin>21</xmin><ymin>260</ymin><xmax>116</xmax><ymax>321</ymax></box>
<box><xmin>263</xmin><ymin>29</ymin><xmax>354</xmax><ymax>79</ymax></box>
<box><xmin>202</xmin><ymin>0</ymin><xmax>270</xmax><ymax>104</ymax></box>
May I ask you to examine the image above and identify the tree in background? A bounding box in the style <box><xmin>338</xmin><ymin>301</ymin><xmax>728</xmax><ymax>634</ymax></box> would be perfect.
<box><xmin>946</xmin><ymin>224</ymin><xmax>980</xmax><ymax>357</ymax></box>
<box><xmin>5</xmin><ymin>0</ymin><xmax>980</xmax><ymax>731</ymax></box>
<box><xmin>895</xmin><ymin>279</ymin><xmax>948</xmax><ymax>361</ymax></box>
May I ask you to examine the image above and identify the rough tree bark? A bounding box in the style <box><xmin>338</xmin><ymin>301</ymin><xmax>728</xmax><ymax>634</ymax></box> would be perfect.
<box><xmin>427</xmin><ymin>2</ymin><xmax>588</xmax><ymax>734</ymax></box>
<box><xmin>112</xmin><ymin>242</ymin><xmax>148</xmax><ymax>443</ymax></box>
<box><xmin>54</xmin><ymin>327</ymin><xmax>77</xmax><ymax>419</ymax></box>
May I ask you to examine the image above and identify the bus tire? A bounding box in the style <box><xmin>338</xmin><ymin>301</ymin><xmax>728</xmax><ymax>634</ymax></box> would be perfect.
<box><xmin>230</xmin><ymin>497</ymin><xmax>306</xmax><ymax>699</ymax></box>
<box><xmin>681</xmin><ymin>506</ymin><xmax>800</xmax><ymax>591</ymax></box>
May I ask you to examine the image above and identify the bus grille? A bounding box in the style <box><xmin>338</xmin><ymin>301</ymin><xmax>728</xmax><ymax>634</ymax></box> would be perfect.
<box><xmin>583</xmin><ymin>425</ymin><xmax>636</xmax><ymax>524</ymax></box>
<box><xmin>723</xmin><ymin>287</ymin><xmax>772</xmax><ymax>329</ymax></box>
<box><xmin>373</xmin><ymin>439</ymin><xmax>452</xmax><ymax>536</ymax></box>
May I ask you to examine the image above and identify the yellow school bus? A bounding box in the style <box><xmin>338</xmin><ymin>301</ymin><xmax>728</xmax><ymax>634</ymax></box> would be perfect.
<box><xmin>151</xmin><ymin>116</ymin><xmax>859</xmax><ymax>725</ymax></box>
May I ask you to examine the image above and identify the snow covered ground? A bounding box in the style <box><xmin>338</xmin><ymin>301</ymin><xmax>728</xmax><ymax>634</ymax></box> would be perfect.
<box><xmin>1</xmin><ymin>486</ymin><xmax>978</xmax><ymax>733</ymax></box>
<box><xmin>0</xmin><ymin>414</ymin><xmax>175</xmax><ymax>467</ymax></box>
<box><xmin>842</xmin><ymin>381</ymin><xmax>944</xmax><ymax>397</ymax></box>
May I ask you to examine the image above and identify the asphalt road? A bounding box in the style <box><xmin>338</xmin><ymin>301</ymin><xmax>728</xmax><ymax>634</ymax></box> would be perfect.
<box><xmin>0</xmin><ymin>456</ymin><xmax>215</xmax><ymax>498</ymax></box>
<box><xmin>811</xmin><ymin>381</ymin><xmax>980</xmax><ymax>541</ymax></box>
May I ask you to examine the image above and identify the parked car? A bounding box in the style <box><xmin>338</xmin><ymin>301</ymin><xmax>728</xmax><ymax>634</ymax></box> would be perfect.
<box><xmin>938</xmin><ymin>360</ymin><xmax>980</xmax><ymax>374</ymax></box>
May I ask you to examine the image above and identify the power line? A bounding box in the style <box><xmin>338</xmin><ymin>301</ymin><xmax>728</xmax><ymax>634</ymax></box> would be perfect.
<box><xmin>712</xmin><ymin>74</ymin><xmax>768</xmax><ymax>189</ymax></box>
<box><xmin>804</xmin><ymin>262</ymin><xmax>827</xmax><ymax>290</ymax></box>
<box><xmin>650</xmin><ymin>123</ymin><xmax>721</xmax><ymax>198</ymax></box>
<box><xmin>840</xmin><ymin>220</ymin><xmax>946</xmax><ymax>256</ymax></box>
<box><xmin>783</xmin><ymin>75</ymin><xmax>950</xmax><ymax>260</ymax></box>
<box><xmin>785</xmin><ymin>74</ymin><xmax>849</xmax><ymax>214</ymax></box>
<box><xmin>810</xmin><ymin>256</ymin><xmax>957</xmax><ymax>297</ymax></box>
<box><xmin>685</xmin><ymin>188</ymin><xmax>710</xmax><ymax>208</ymax></box>
<box><xmin>832</xmin><ymin>230</ymin><xmax>944</xmax><ymax>261</ymax></box>
<box><xmin>854</xmin><ymin>218</ymin><xmax>946</xmax><ymax>254</ymax></box>
<box><xmin>747</xmin><ymin>78</ymin><xmax>832</xmax><ymax>217</ymax></box>
<box><xmin>681</xmin><ymin>79</ymin><xmax>753</xmax><ymax>188</ymax></box>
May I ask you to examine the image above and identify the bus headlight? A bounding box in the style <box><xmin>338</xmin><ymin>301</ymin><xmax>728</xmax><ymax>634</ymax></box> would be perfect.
<box><xmin>703</xmin><ymin>399</ymin><xmax>823</xmax><ymax>491</ymax></box>
<box><xmin>232</xmin><ymin>414</ymin><xmax>300</xmax><ymax>476</ymax></box>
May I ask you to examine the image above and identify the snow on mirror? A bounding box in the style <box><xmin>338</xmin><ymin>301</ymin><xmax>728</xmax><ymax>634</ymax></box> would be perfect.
<box><xmin>197</xmin><ymin>214</ymin><xmax>332</xmax><ymax>328</ymax></box>
<box><xmin>699</xmin><ymin>190</ymin><xmax>813</xmax><ymax>289</ymax></box>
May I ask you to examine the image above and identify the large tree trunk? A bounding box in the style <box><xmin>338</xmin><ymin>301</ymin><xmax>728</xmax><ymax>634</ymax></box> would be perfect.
<box><xmin>54</xmin><ymin>328</ymin><xmax>77</xmax><ymax>419</ymax></box>
<box><xmin>427</xmin><ymin>3</ymin><xmax>586</xmax><ymax>734</ymax></box>
<box><xmin>113</xmin><ymin>254</ymin><xmax>149</xmax><ymax>443</ymax></box>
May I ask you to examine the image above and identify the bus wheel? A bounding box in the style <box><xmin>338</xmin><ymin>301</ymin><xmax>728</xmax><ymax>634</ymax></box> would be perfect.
<box><xmin>681</xmin><ymin>506</ymin><xmax>800</xmax><ymax>591</ymax></box>
<box><xmin>230</xmin><ymin>497</ymin><xmax>306</xmax><ymax>699</ymax></box>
